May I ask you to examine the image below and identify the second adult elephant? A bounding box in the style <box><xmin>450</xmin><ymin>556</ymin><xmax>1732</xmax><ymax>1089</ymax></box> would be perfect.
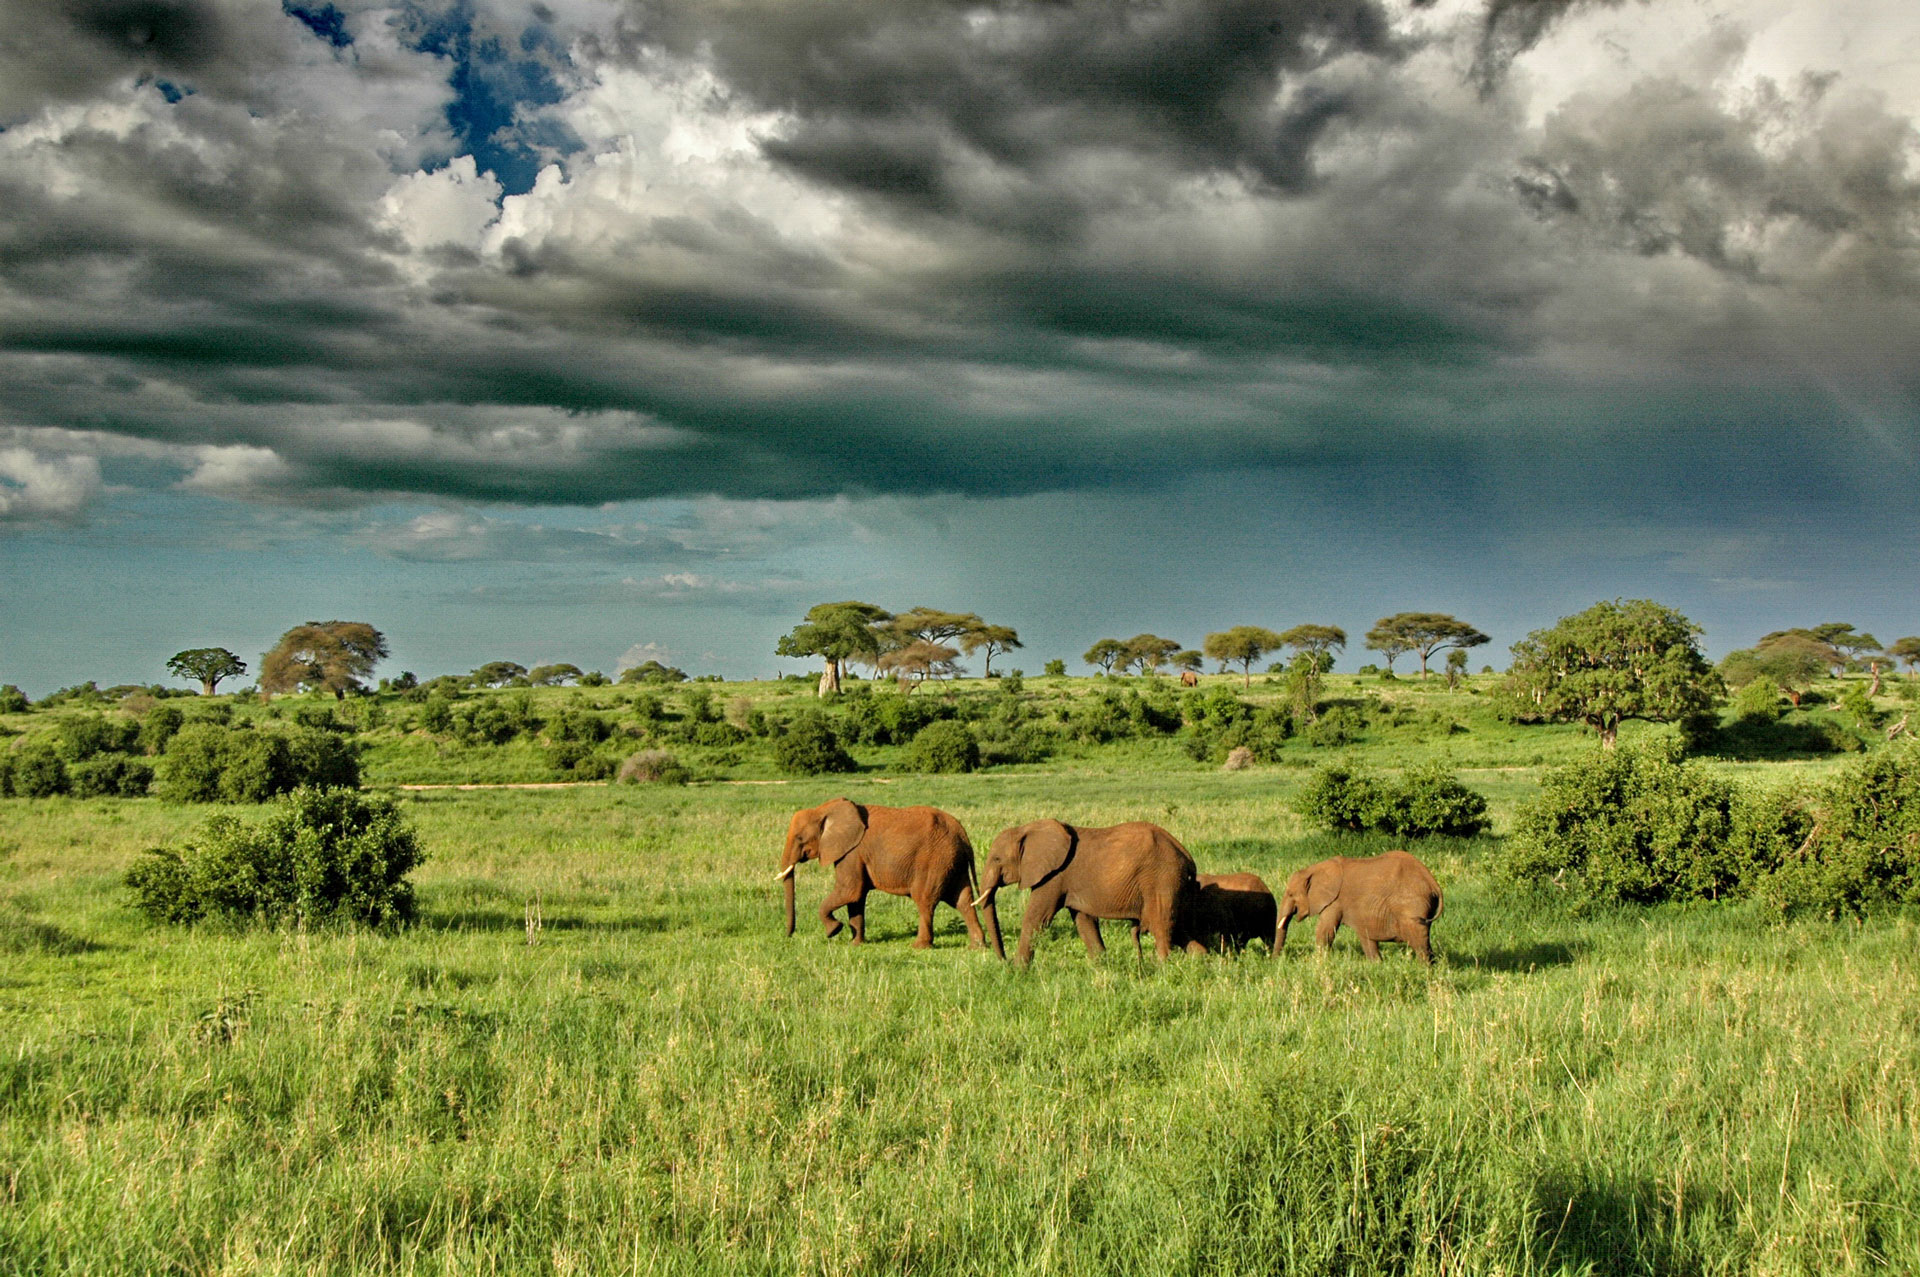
<box><xmin>776</xmin><ymin>799</ymin><xmax>988</xmax><ymax>949</ymax></box>
<box><xmin>975</xmin><ymin>819</ymin><xmax>1203</xmax><ymax>965</ymax></box>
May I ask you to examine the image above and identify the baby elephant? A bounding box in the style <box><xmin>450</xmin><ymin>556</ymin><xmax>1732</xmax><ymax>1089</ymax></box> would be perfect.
<box><xmin>1276</xmin><ymin>850</ymin><xmax>1442</xmax><ymax>964</ymax></box>
<box><xmin>1131</xmin><ymin>872</ymin><xmax>1277</xmax><ymax>955</ymax></box>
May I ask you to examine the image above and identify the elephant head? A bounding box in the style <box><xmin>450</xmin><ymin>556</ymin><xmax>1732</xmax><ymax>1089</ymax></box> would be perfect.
<box><xmin>777</xmin><ymin>798</ymin><xmax>868</xmax><ymax>935</ymax></box>
<box><xmin>975</xmin><ymin>819</ymin><xmax>1074</xmax><ymax>959</ymax></box>
<box><xmin>1275</xmin><ymin>863</ymin><xmax>1336</xmax><ymax>950</ymax></box>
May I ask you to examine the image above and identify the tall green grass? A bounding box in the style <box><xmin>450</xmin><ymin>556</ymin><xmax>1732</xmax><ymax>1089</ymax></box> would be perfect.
<box><xmin>3</xmin><ymin>776</ymin><xmax>1917</xmax><ymax>1273</ymax></box>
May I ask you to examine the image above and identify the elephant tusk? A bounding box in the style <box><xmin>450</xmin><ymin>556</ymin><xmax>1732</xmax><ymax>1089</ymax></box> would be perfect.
<box><xmin>774</xmin><ymin>866</ymin><xmax>796</xmax><ymax>881</ymax></box>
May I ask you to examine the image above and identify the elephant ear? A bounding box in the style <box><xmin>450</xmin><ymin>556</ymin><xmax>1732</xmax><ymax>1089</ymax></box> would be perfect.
<box><xmin>1017</xmin><ymin>820</ymin><xmax>1074</xmax><ymax>888</ymax></box>
<box><xmin>1304</xmin><ymin>866</ymin><xmax>1341</xmax><ymax>913</ymax></box>
<box><xmin>818</xmin><ymin>798</ymin><xmax>868</xmax><ymax>866</ymax></box>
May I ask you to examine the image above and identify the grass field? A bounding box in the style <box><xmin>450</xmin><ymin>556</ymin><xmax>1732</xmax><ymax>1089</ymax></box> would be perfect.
<box><xmin>4</xmin><ymin>756</ymin><xmax>1919</xmax><ymax>1275</ymax></box>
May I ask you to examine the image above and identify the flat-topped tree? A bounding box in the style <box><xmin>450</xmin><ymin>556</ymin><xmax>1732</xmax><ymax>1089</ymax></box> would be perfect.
<box><xmin>961</xmin><ymin>624</ymin><xmax>1022</xmax><ymax>678</ymax></box>
<box><xmin>166</xmin><ymin>647</ymin><xmax>247</xmax><ymax>696</ymax></box>
<box><xmin>528</xmin><ymin>663</ymin><xmax>584</xmax><ymax>686</ymax></box>
<box><xmin>471</xmin><ymin>661</ymin><xmax>527</xmax><ymax>687</ymax></box>
<box><xmin>1890</xmin><ymin>637</ymin><xmax>1920</xmax><ymax>679</ymax></box>
<box><xmin>1203</xmin><ymin>626</ymin><xmax>1283</xmax><ymax>688</ymax></box>
<box><xmin>878</xmin><ymin>640</ymin><xmax>960</xmax><ymax>692</ymax></box>
<box><xmin>259</xmin><ymin>622</ymin><xmax>388</xmax><ymax>701</ymax></box>
<box><xmin>1367</xmin><ymin>612</ymin><xmax>1489</xmax><ymax>679</ymax></box>
<box><xmin>884</xmin><ymin>607</ymin><xmax>984</xmax><ymax>648</ymax></box>
<box><xmin>1279</xmin><ymin>624</ymin><xmax>1346</xmax><ymax>664</ymax></box>
<box><xmin>1122</xmin><ymin>634</ymin><xmax>1182</xmax><ymax>676</ymax></box>
<box><xmin>1505</xmin><ymin>599</ymin><xmax>1719</xmax><ymax>749</ymax></box>
<box><xmin>776</xmin><ymin>601</ymin><xmax>891</xmax><ymax>697</ymax></box>
<box><xmin>1083</xmin><ymin>638</ymin><xmax>1126</xmax><ymax>675</ymax></box>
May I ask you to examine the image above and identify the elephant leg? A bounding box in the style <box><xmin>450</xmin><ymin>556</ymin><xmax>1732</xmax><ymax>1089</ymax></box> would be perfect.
<box><xmin>910</xmin><ymin>886</ymin><xmax>937</xmax><ymax>950</ymax></box>
<box><xmin>819</xmin><ymin>876</ymin><xmax>862</xmax><ymax>939</ymax></box>
<box><xmin>1313</xmin><ymin>906</ymin><xmax>1343</xmax><ymax>952</ymax></box>
<box><xmin>847</xmin><ymin>890</ymin><xmax>869</xmax><ymax>944</ymax></box>
<box><xmin>1015</xmin><ymin>887</ymin><xmax>1065</xmax><ymax>967</ymax></box>
<box><xmin>947</xmin><ymin>882</ymin><xmax>987</xmax><ymax>950</ymax></box>
<box><xmin>1401</xmin><ymin>919</ymin><xmax>1434</xmax><ymax>965</ymax></box>
<box><xmin>1129</xmin><ymin>921</ymin><xmax>1143</xmax><ymax>958</ymax></box>
<box><xmin>1072</xmin><ymin>909</ymin><xmax>1106</xmax><ymax>958</ymax></box>
<box><xmin>1359</xmin><ymin>934</ymin><xmax>1382</xmax><ymax>961</ymax></box>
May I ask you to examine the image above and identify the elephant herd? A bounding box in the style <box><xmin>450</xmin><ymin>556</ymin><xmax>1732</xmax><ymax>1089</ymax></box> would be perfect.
<box><xmin>775</xmin><ymin>798</ymin><xmax>1444</xmax><ymax>965</ymax></box>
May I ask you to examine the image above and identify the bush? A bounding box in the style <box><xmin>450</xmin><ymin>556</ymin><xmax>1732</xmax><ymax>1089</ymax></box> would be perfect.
<box><xmin>454</xmin><ymin>695</ymin><xmax>538</xmax><ymax>745</ymax></box>
<box><xmin>68</xmin><ymin>755</ymin><xmax>154</xmax><ymax>798</ymax></box>
<box><xmin>616</xmin><ymin>750</ymin><xmax>689</xmax><ymax>785</ymax></box>
<box><xmin>1729</xmin><ymin>678</ymin><xmax>1783</xmax><ymax>723</ymax></box>
<box><xmin>1762</xmin><ymin>747</ymin><xmax>1920</xmax><ymax>917</ymax></box>
<box><xmin>546</xmin><ymin>707</ymin><xmax>611</xmax><ymax>744</ymax></box>
<box><xmin>3</xmin><ymin>745</ymin><xmax>69</xmax><ymax>797</ymax></box>
<box><xmin>125</xmin><ymin>787</ymin><xmax>424</xmax><ymax>928</ymax></box>
<box><xmin>418</xmin><ymin>694</ymin><xmax>455</xmax><ymax>733</ymax></box>
<box><xmin>685</xmin><ymin>720</ymin><xmax>747</xmax><ymax>748</ymax></box>
<box><xmin>909</xmin><ymin>720</ymin><xmax>980</xmax><ymax>773</ymax></box>
<box><xmin>153</xmin><ymin>724</ymin><xmax>359</xmax><ymax>803</ymax></box>
<box><xmin>1499</xmin><ymin>743</ymin><xmax>1749</xmax><ymax>905</ymax></box>
<box><xmin>1293</xmin><ymin>764</ymin><xmax>1489</xmax><ymax>839</ymax></box>
<box><xmin>1043</xmin><ymin>660</ymin><xmax>1066</xmax><ymax>677</ymax></box>
<box><xmin>1304</xmin><ymin>704</ymin><xmax>1365</xmax><ymax>748</ymax></box>
<box><xmin>54</xmin><ymin>715</ymin><xmax>139</xmax><ymax>762</ymax></box>
<box><xmin>842</xmin><ymin>692</ymin><xmax>952</xmax><ymax>745</ymax></box>
<box><xmin>774</xmin><ymin>713</ymin><xmax>856</xmax><ymax>776</ymax></box>
<box><xmin>140</xmin><ymin>704</ymin><xmax>185</xmax><ymax>754</ymax></box>
<box><xmin>549</xmin><ymin>741</ymin><xmax>616</xmax><ymax>779</ymax></box>
<box><xmin>0</xmin><ymin>685</ymin><xmax>28</xmax><ymax>713</ymax></box>
<box><xmin>1066</xmin><ymin>689</ymin><xmax>1181</xmax><ymax>744</ymax></box>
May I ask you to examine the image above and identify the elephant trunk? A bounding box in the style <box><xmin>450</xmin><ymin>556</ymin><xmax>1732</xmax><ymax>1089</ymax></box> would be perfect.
<box><xmin>778</xmin><ymin>841</ymin><xmax>801</xmax><ymax>936</ymax></box>
<box><xmin>1275</xmin><ymin>903</ymin><xmax>1297</xmax><ymax>953</ymax></box>
<box><xmin>976</xmin><ymin>865</ymin><xmax>1006</xmax><ymax>960</ymax></box>
<box><xmin>783</xmin><ymin>870</ymin><xmax>797</xmax><ymax>936</ymax></box>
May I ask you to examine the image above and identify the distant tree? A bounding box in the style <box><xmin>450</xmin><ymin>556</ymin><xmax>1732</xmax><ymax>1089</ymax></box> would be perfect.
<box><xmin>1445</xmin><ymin>648</ymin><xmax>1469</xmax><ymax>690</ymax></box>
<box><xmin>1121</xmin><ymin>634</ymin><xmax>1183</xmax><ymax>676</ymax></box>
<box><xmin>1083</xmin><ymin>638</ymin><xmax>1126</xmax><ymax>675</ymax></box>
<box><xmin>1171</xmin><ymin>649</ymin><xmax>1204</xmax><ymax>674</ymax></box>
<box><xmin>471</xmin><ymin>661</ymin><xmax>528</xmax><ymax>687</ymax></box>
<box><xmin>578</xmin><ymin>671</ymin><xmax>611</xmax><ymax>687</ymax></box>
<box><xmin>0</xmin><ymin>684</ymin><xmax>28</xmax><ymax>713</ymax></box>
<box><xmin>776</xmin><ymin>601</ymin><xmax>891</xmax><ymax>696</ymax></box>
<box><xmin>528</xmin><ymin>663</ymin><xmax>584</xmax><ymax>686</ymax></box>
<box><xmin>1279</xmin><ymin>624</ymin><xmax>1347</xmax><ymax>665</ymax></box>
<box><xmin>259</xmin><ymin>622</ymin><xmax>388</xmax><ymax>700</ymax></box>
<box><xmin>884</xmin><ymin>608</ymin><xmax>984</xmax><ymax>650</ymax></box>
<box><xmin>1367</xmin><ymin>613</ymin><xmax>1489</xmax><ymax>679</ymax></box>
<box><xmin>1891</xmin><ymin>637</ymin><xmax>1920</xmax><ymax>679</ymax></box>
<box><xmin>166</xmin><ymin>648</ymin><xmax>248</xmax><ymax>696</ymax></box>
<box><xmin>1043</xmin><ymin>659</ymin><xmax>1067</xmax><ymax>678</ymax></box>
<box><xmin>877</xmin><ymin>641</ymin><xmax>961</xmax><ymax>693</ymax></box>
<box><xmin>1203</xmin><ymin>627</ymin><xmax>1283</xmax><ymax>688</ymax></box>
<box><xmin>619</xmin><ymin>660</ymin><xmax>689</xmax><ymax>685</ymax></box>
<box><xmin>960</xmin><ymin>624</ymin><xmax>1022</xmax><ymax>678</ymax></box>
<box><xmin>1748</xmin><ymin>634</ymin><xmax>1836</xmax><ymax>707</ymax></box>
<box><xmin>1504</xmin><ymin>600</ymin><xmax>1720</xmax><ymax>749</ymax></box>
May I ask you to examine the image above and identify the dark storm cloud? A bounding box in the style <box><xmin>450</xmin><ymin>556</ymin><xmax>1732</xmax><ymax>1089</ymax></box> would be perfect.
<box><xmin>1468</xmin><ymin>0</ymin><xmax>1640</xmax><ymax>94</ymax></box>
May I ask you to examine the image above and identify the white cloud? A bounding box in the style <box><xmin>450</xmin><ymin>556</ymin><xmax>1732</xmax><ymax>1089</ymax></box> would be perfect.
<box><xmin>0</xmin><ymin>448</ymin><xmax>102</xmax><ymax>524</ymax></box>
<box><xmin>377</xmin><ymin>156</ymin><xmax>504</xmax><ymax>255</ymax></box>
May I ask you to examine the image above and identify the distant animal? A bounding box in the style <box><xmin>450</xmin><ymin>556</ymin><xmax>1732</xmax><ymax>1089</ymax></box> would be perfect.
<box><xmin>1132</xmin><ymin>871</ymin><xmax>1275</xmax><ymax>955</ymax></box>
<box><xmin>1275</xmin><ymin>850</ymin><xmax>1442</xmax><ymax>963</ymax></box>
<box><xmin>776</xmin><ymin>799</ymin><xmax>987</xmax><ymax>949</ymax></box>
<box><xmin>975</xmin><ymin>819</ymin><xmax>1203</xmax><ymax>964</ymax></box>
<box><xmin>1180</xmin><ymin>669</ymin><xmax>1199</xmax><ymax>687</ymax></box>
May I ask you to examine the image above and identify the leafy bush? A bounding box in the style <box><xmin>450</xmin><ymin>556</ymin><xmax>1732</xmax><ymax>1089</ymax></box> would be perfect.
<box><xmin>0</xmin><ymin>685</ymin><xmax>28</xmax><ymax>713</ymax></box>
<box><xmin>909</xmin><ymin>721</ymin><xmax>980</xmax><ymax>773</ymax></box>
<box><xmin>54</xmin><ymin>715</ymin><xmax>139</xmax><ymax>762</ymax></box>
<box><xmin>154</xmin><ymin>724</ymin><xmax>359</xmax><ymax>803</ymax></box>
<box><xmin>1065</xmin><ymin>689</ymin><xmax>1181</xmax><ymax>744</ymax></box>
<box><xmin>549</xmin><ymin>741</ymin><xmax>616</xmax><ymax>779</ymax></box>
<box><xmin>617</xmin><ymin>750</ymin><xmax>689</xmax><ymax>785</ymax></box>
<box><xmin>454</xmin><ymin>695</ymin><xmax>538</xmax><ymax>745</ymax></box>
<box><xmin>1043</xmin><ymin>660</ymin><xmax>1066</xmax><ymax>677</ymax></box>
<box><xmin>1729</xmin><ymin>678</ymin><xmax>1783</xmax><ymax>723</ymax></box>
<box><xmin>1294</xmin><ymin>764</ymin><xmax>1488</xmax><ymax>839</ymax></box>
<box><xmin>685</xmin><ymin>720</ymin><xmax>747</xmax><ymax>748</ymax></box>
<box><xmin>841</xmin><ymin>692</ymin><xmax>952</xmax><ymax>745</ymax></box>
<box><xmin>68</xmin><ymin>755</ymin><xmax>154</xmax><ymax>798</ymax></box>
<box><xmin>418</xmin><ymin>694</ymin><xmax>455</xmax><ymax>733</ymax></box>
<box><xmin>125</xmin><ymin>788</ymin><xmax>424</xmax><ymax>928</ymax></box>
<box><xmin>774</xmin><ymin>712</ymin><xmax>856</xmax><ymax>776</ymax></box>
<box><xmin>546</xmin><ymin>707</ymin><xmax>611</xmax><ymax>744</ymax></box>
<box><xmin>1500</xmin><ymin>743</ymin><xmax>1749</xmax><ymax>905</ymax></box>
<box><xmin>140</xmin><ymin>704</ymin><xmax>185</xmax><ymax>754</ymax></box>
<box><xmin>1304</xmin><ymin>704</ymin><xmax>1365</xmax><ymax>748</ymax></box>
<box><xmin>1762</xmin><ymin>748</ymin><xmax>1920</xmax><ymax>917</ymax></box>
<box><xmin>2</xmin><ymin>745</ymin><xmax>69</xmax><ymax>797</ymax></box>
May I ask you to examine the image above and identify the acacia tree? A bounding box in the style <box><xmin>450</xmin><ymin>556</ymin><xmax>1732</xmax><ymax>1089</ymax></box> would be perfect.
<box><xmin>166</xmin><ymin>647</ymin><xmax>247</xmax><ymax>695</ymax></box>
<box><xmin>1122</xmin><ymin>634</ymin><xmax>1182</xmax><ymax>676</ymax></box>
<box><xmin>775</xmin><ymin>601</ymin><xmax>891</xmax><ymax>696</ymax></box>
<box><xmin>1278</xmin><ymin>624</ymin><xmax>1346</xmax><ymax>665</ymax></box>
<box><xmin>1083</xmin><ymin>638</ymin><xmax>1126</xmax><ymax>675</ymax></box>
<box><xmin>878</xmin><ymin>640</ymin><xmax>960</xmax><ymax>693</ymax></box>
<box><xmin>1367</xmin><ymin>613</ymin><xmax>1489</xmax><ymax>679</ymax></box>
<box><xmin>961</xmin><ymin>624</ymin><xmax>1022</xmax><ymax>677</ymax></box>
<box><xmin>1171</xmin><ymin>649</ymin><xmax>1203</xmax><ymax>674</ymax></box>
<box><xmin>471</xmin><ymin>661</ymin><xmax>528</xmax><ymax>687</ymax></box>
<box><xmin>1890</xmin><ymin>637</ymin><xmax>1920</xmax><ymax>679</ymax></box>
<box><xmin>1749</xmin><ymin>634</ymin><xmax>1836</xmax><ymax>706</ymax></box>
<box><xmin>260</xmin><ymin>622</ymin><xmax>388</xmax><ymax>700</ymax></box>
<box><xmin>528</xmin><ymin>663</ymin><xmax>584</xmax><ymax>686</ymax></box>
<box><xmin>1504</xmin><ymin>600</ymin><xmax>1720</xmax><ymax>749</ymax></box>
<box><xmin>1203</xmin><ymin>626</ymin><xmax>1283</xmax><ymax>688</ymax></box>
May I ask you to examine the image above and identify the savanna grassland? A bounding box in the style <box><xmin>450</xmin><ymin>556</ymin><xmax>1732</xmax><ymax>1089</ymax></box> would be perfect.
<box><xmin>3</xmin><ymin>672</ymin><xmax>1919</xmax><ymax>1274</ymax></box>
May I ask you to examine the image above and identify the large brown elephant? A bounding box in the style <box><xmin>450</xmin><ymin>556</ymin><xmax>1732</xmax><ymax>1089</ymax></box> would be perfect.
<box><xmin>776</xmin><ymin>799</ymin><xmax>987</xmax><ymax>949</ymax></box>
<box><xmin>975</xmin><ymin>819</ymin><xmax>1202</xmax><ymax>965</ymax></box>
<box><xmin>1134</xmin><ymin>872</ymin><xmax>1276</xmax><ymax>955</ymax></box>
<box><xmin>1275</xmin><ymin>850</ymin><xmax>1442</xmax><ymax>963</ymax></box>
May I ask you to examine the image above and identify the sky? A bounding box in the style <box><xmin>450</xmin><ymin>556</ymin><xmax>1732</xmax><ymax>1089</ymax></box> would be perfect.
<box><xmin>1</xmin><ymin>0</ymin><xmax>1917</xmax><ymax>694</ymax></box>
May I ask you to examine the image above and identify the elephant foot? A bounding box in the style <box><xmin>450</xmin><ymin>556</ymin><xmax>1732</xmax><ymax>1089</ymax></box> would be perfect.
<box><xmin>912</xmin><ymin>938</ymin><xmax>933</xmax><ymax>950</ymax></box>
<box><xmin>822</xmin><ymin>919</ymin><xmax>843</xmax><ymax>939</ymax></box>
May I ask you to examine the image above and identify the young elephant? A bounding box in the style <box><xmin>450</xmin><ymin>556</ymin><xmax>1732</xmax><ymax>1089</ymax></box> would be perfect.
<box><xmin>1185</xmin><ymin>872</ymin><xmax>1280</xmax><ymax>955</ymax></box>
<box><xmin>1276</xmin><ymin>850</ymin><xmax>1442</xmax><ymax>963</ymax></box>
<box><xmin>776</xmin><ymin>799</ymin><xmax>987</xmax><ymax>949</ymax></box>
<box><xmin>976</xmin><ymin>819</ymin><xmax>1203</xmax><ymax>965</ymax></box>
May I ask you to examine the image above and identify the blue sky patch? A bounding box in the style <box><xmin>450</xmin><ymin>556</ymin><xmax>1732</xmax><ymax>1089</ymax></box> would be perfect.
<box><xmin>284</xmin><ymin>2</ymin><xmax>352</xmax><ymax>48</ymax></box>
<box><xmin>406</xmin><ymin>1</ymin><xmax>575</xmax><ymax>196</ymax></box>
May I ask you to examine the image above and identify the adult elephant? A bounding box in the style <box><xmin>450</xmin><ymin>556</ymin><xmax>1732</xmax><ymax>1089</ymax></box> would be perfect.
<box><xmin>776</xmin><ymin>799</ymin><xmax>988</xmax><ymax>949</ymax></box>
<box><xmin>975</xmin><ymin>819</ymin><xmax>1202</xmax><ymax>965</ymax></box>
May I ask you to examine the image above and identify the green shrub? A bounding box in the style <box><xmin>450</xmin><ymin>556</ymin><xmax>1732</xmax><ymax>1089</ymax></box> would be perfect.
<box><xmin>1762</xmin><ymin>747</ymin><xmax>1920</xmax><ymax>917</ymax></box>
<box><xmin>1066</xmin><ymin>689</ymin><xmax>1180</xmax><ymax>744</ymax></box>
<box><xmin>125</xmin><ymin>788</ymin><xmax>424</xmax><ymax>928</ymax></box>
<box><xmin>1730</xmin><ymin>678</ymin><xmax>1783</xmax><ymax>723</ymax></box>
<box><xmin>453</xmin><ymin>695</ymin><xmax>537</xmax><ymax>745</ymax></box>
<box><xmin>774</xmin><ymin>713</ymin><xmax>856</xmax><ymax>776</ymax></box>
<box><xmin>418</xmin><ymin>694</ymin><xmax>455</xmax><ymax>733</ymax></box>
<box><xmin>546</xmin><ymin>707</ymin><xmax>610</xmax><ymax>744</ymax></box>
<box><xmin>54</xmin><ymin>715</ymin><xmax>139</xmax><ymax>762</ymax></box>
<box><xmin>842</xmin><ymin>692</ymin><xmax>951</xmax><ymax>745</ymax></box>
<box><xmin>1043</xmin><ymin>660</ymin><xmax>1066</xmax><ymax>677</ymax></box>
<box><xmin>68</xmin><ymin>755</ymin><xmax>154</xmax><ymax>798</ymax></box>
<box><xmin>616</xmin><ymin>750</ymin><xmax>689</xmax><ymax>785</ymax></box>
<box><xmin>1500</xmin><ymin>743</ymin><xmax>1750</xmax><ymax>905</ymax></box>
<box><xmin>1294</xmin><ymin>764</ymin><xmax>1488</xmax><ymax>839</ymax></box>
<box><xmin>549</xmin><ymin>741</ymin><xmax>616</xmax><ymax>779</ymax></box>
<box><xmin>5</xmin><ymin>745</ymin><xmax>69</xmax><ymax>798</ymax></box>
<box><xmin>140</xmin><ymin>704</ymin><xmax>185</xmax><ymax>754</ymax></box>
<box><xmin>153</xmin><ymin>724</ymin><xmax>358</xmax><ymax>803</ymax></box>
<box><xmin>1304</xmin><ymin>704</ymin><xmax>1365</xmax><ymax>748</ymax></box>
<box><xmin>909</xmin><ymin>721</ymin><xmax>980</xmax><ymax>774</ymax></box>
<box><xmin>0</xmin><ymin>685</ymin><xmax>28</xmax><ymax>713</ymax></box>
